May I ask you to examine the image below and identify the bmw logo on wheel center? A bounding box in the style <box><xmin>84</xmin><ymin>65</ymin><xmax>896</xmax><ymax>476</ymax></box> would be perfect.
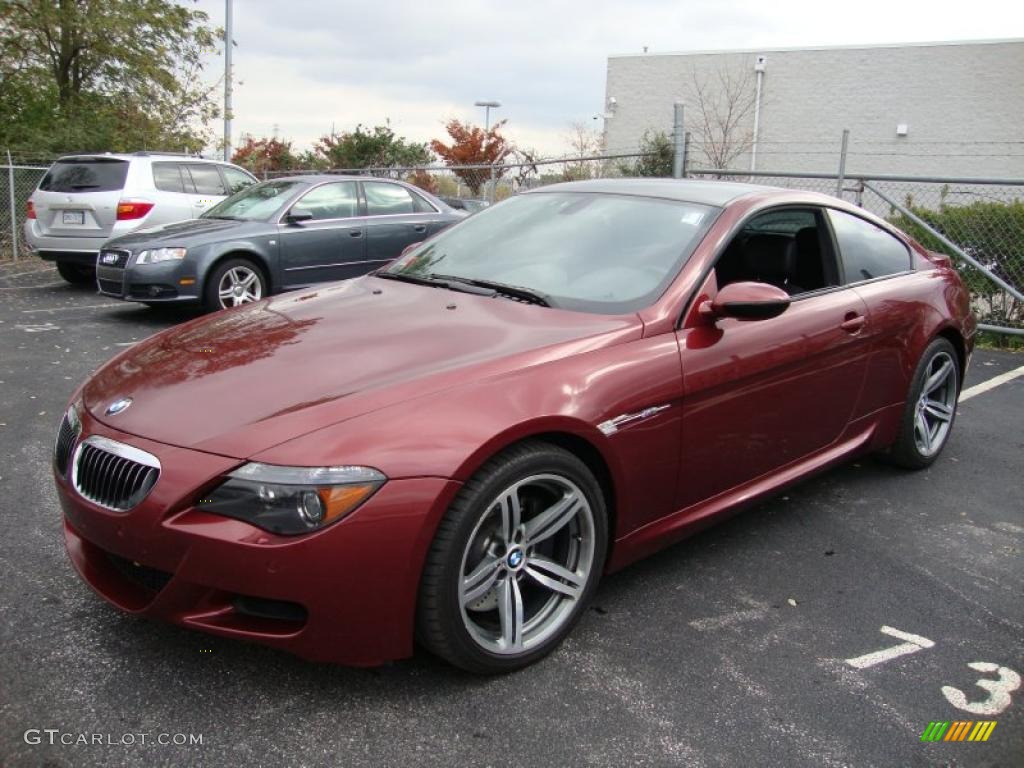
<box><xmin>105</xmin><ymin>397</ymin><xmax>133</xmax><ymax>416</ymax></box>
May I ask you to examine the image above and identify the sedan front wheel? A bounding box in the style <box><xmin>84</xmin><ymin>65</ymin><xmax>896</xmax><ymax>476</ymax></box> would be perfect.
<box><xmin>417</xmin><ymin>442</ymin><xmax>607</xmax><ymax>673</ymax></box>
<box><xmin>205</xmin><ymin>258</ymin><xmax>266</xmax><ymax>311</ymax></box>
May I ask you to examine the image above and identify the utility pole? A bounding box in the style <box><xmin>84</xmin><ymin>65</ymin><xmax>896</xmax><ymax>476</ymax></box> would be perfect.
<box><xmin>223</xmin><ymin>0</ymin><xmax>233</xmax><ymax>161</ymax></box>
<box><xmin>475</xmin><ymin>100</ymin><xmax>501</xmax><ymax>203</ymax></box>
<box><xmin>750</xmin><ymin>55</ymin><xmax>766</xmax><ymax>173</ymax></box>
<box><xmin>836</xmin><ymin>128</ymin><xmax>850</xmax><ymax>199</ymax></box>
<box><xmin>672</xmin><ymin>102</ymin><xmax>685</xmax><ymax>178</ymax></box>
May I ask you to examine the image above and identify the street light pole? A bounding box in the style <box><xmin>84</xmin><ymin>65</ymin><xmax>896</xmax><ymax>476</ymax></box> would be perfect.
<box><xmin>223</xmin><ymin>0</ymin><xmax>233</xmax><ymax>161</ymax></box>
<box><xmin>474</xmin><ymin>100</ymin><xmax>501</xmax><ymax>203</ymax></box>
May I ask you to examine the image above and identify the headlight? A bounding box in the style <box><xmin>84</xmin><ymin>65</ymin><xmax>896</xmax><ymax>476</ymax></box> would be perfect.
<box><xmin>202</xmin><ymin>463</ymin><xmax>386</xmax><ymax>535</ymax></box>
<box><xmin>135</xmin><ymin>247</ymin><xmax>187</xmax><ymax>264</ymax></box>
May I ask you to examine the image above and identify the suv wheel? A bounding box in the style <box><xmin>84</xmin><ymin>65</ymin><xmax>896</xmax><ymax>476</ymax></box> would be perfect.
<box><xmin>204</xmin><ymin>258</ymin><xmax>266</xmax><ymax>311</ymax></box>
<box><xmin>56</xmin><ymin>263</ymin><xmax>95</xmax><ymax>285</ymax></box>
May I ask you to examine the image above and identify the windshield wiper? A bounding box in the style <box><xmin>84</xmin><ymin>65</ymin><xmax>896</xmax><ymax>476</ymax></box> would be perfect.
<box><xmin>374</xmin><ymin>271</ymin><xmax>496</xmax><ymax>297</ymax></box>
<box><xmin>430</xmin><ymin>274</ymin><xmax>553</xmax><ymax>307</ymax></box>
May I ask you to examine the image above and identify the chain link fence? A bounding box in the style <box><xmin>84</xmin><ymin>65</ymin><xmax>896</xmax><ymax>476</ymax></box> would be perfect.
<box><xmin>0</xmin><ymin>164</ymin><xmax>48</xmax><ymax>261</ymax></box>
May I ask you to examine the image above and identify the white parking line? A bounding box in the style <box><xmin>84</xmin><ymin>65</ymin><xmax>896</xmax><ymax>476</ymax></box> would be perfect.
<box><xmin>21</xmin><ymin>303</ymin><xmax>124</xmax><ymax>314</ymax></box>
<box><xmin>960</xmin><ymin>364</ymin><xmax>1024</xmax><ymax>402</ymax></box>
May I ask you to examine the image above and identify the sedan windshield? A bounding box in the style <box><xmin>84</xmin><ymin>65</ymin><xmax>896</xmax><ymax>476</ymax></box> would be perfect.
<box><xmin>202</xmin><ymin>180</ymin><xmax>305</xmax><ymax>221</ymax></box>
<box><xmin>383</xmin><ymin>192</ymin><xmax>717</xmax><ymax>313</ymax></box>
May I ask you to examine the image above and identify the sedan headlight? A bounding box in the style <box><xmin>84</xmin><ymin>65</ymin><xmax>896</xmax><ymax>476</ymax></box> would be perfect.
<box><xmin>202</xmin><ymin>463</ymin><xmax>386</xmax><ymax>535</ymax></box>
<box><xmin>135</xmin><ymin>247</ymin><xmax>187</xmax><ymax>264</ymax></box>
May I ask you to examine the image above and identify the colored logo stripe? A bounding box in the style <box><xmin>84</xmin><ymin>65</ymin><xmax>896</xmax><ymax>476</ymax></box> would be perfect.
<box><xmin>921</xmin><ymin>721</ymin><xmax>998</xmax><ymax>742</ymax></box>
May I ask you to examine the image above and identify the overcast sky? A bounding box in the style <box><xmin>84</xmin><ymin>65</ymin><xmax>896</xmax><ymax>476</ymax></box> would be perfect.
<box><xmin>193</xmin><ymin>0</ymin><xmax>1023</xmax><ymax>157</ymax></box>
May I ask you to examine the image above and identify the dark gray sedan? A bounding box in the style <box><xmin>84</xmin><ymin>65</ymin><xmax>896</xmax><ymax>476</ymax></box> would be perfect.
<box><xmin>95</xmin><ymin>175</ymin><xmax>464</xmax><ymax>310</ymax></box>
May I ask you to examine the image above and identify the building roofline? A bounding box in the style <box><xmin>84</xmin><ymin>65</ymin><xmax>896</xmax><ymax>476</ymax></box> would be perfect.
<box><xmin>608</xmin><ymin>37</ymin><xmax>1024</xmax><ymax>59</ymax></box>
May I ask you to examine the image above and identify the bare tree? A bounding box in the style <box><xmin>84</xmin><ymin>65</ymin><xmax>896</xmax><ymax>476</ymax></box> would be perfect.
<box><xmin>563</xmin><ymin>121</ymin><xmax>605</xmax><ymax>180</ymax></box>
<box><xmin>684</xmin><ymin>63</ymin><xmax>758</xmax><ymax>171</ymax></box>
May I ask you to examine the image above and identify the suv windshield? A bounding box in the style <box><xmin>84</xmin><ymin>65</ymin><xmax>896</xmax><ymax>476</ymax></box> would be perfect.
<box><xmin>384</xmin><ymin>192</ymin><xmax>717</xmax><ymax>313</ymax></box>
<box><xmin>39</xmin><ymin>158</ymin><xmax>129</xmax><ymax>192</ymax></box>
<box><xmin>202</xmin><ymin>180</ymin><xmax>304</xmax><ymax>221</ymax></box>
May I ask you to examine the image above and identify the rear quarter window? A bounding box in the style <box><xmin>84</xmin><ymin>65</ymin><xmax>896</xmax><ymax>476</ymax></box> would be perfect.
<box><xmin>39</xmin><ymin>159</ymin><xmax>129</xmax><ymax>193</ymax></box>
<box><xmin>828</xmin><ymin>209</ymin><xmax>912</xmax><ymax>283</ymax></box>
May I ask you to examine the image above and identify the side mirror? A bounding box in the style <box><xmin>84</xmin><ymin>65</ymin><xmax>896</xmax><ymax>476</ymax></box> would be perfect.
<box><xmin>285</xmin><ymin>208</ymin><xmax>314</xmax><ymax>224</ymax></box>
<box><xmin>699</xmin><ymin>281</ymin><xmax>791</xmax><ymax>321</ymax></box>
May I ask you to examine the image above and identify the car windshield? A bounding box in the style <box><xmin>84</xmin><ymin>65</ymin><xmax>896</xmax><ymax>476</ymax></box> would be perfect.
<box><xmin>383</xmin><ymin>192</ymin><xmax>717</xmax><ymax>313</ymax></box>
<box><xmin>202</xmin><ymin>180</ymin><xmax>304</xmax><ymax>221</ymax></box>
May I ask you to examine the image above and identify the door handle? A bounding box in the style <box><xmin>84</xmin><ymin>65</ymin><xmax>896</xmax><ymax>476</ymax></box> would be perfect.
<box><xmin>412</xmin><ymin>224</ymin><xmax>427</xmax><ymax>233</ymax></box>
<box><xmin>840</xmin><ymin>313</ymin><xmax>866</xmax><ymax>333</ymax></box>
<box><xmin>349</xmin><ymin>230</ymin><xmax>363</xmax><ymax>238</ymax></box>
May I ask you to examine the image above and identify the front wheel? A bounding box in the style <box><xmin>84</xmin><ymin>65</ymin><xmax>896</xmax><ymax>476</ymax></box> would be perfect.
<box><xmin>886</xmin><ymin>337</ymin><xmax>960</xmax><ymax>469</ymax></box>
<box><xmin>417</xmin><ymin>442</ymin><xmax>607</xmax><ymax>673</ymax></box>
<box><xmin>204</xmin><ymin>258</ymin><xmax>266</xmax><ymax>311</ymax></box>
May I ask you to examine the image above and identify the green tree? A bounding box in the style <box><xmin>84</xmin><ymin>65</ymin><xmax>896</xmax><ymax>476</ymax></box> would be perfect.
<box><xmin>0</xmin><ymin>0</ymin><xmax>221</xmax><ymax>154</ymax></box>
<box><xmin>314</xmin><ymin>123</ymin><xmax>432</xmax><ymax>169</ymax></box>
<box><xmin>617</xmin><ymin>130</ymin><xmax>674</xmax><ymax>177</ymax></box>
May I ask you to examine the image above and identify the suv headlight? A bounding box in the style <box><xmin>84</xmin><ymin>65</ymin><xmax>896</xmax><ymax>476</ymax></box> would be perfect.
<box><xmin>202</xmin><ymin>463</ymin><xmax>386</xmax><ymax>535</ymax></box>
<box><xmin>136</xmin><ymin>247</ymin><xmax>187</xmax><ymax>264</ymax></box>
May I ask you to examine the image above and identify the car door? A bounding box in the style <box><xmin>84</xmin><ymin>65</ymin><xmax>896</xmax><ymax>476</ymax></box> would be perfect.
<box><xmin>826</xmin><ymin>207</ymin><xmax>924</xmax><ymax>420</ymax></box>
<box><xmin>362</xmin><ymin>181</ymin><xmax>441</xmax><ymax>265</ymax></box>
<box><xmin>674</xmin><ymin>207</ymin><xmax>872</xmax><ymax>512</ymax></box>
<box><xmin>277</xmin><ymin>180</ymin><xmax>366</xmax><ymax>288</ymax></box>
<box><xmin>182</xmin><ymin>163</ymin><xmax>228</xmax><ymax>218</ymax></box>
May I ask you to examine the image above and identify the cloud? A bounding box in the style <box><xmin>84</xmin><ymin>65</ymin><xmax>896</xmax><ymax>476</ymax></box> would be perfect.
<box><xmin>193</xmin><ymin>0</ymin><xmax>1023</xmax><ymax>156</ymax></box>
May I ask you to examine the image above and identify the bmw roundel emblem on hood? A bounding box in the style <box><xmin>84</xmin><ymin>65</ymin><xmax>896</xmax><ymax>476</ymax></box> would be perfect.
<box><xmin>106</xmin><ymin>397</ymin><xmax>133</xmax><ymax>416</ymax></box>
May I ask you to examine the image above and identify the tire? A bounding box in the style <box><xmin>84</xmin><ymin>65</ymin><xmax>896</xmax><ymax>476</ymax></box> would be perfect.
<box><xmin>56</xmin><ymin>262</ymin><xmax>94</xmax><ymax>285</ymax></box>
<box><xmin>885</xmin><ymin>337</ymin><xmax>960</xmax><ymax>469</ymax></box>
<box><xmin>203</xmin><ymin>257</ymin><xmax>266</xmax><ymax>311</ymax></box>
<box><xmin>417</xmin><ymin>441</ymin><xmax>608</xmax><ymax>674</ymax></box>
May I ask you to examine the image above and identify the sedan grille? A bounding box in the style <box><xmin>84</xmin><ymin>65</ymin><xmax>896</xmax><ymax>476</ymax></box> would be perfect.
<box><xmin>54</xmin><ymin>408</ymin><xmax>81</xmax><ymax>476</ymax></box>
<box><xmin>72</xmin><ymin>436</ymin><xmax>160</xmax><ymax>511</ymax></box>
<box><xmin>98</xmin><ymin>248</ymin><xmax>130</xmax><ymax>268</ymax></box>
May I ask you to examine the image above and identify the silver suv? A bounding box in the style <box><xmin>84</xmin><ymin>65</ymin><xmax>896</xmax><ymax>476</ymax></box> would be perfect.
<box><xmin>25</xmin><ymin>152</ymin><xmax>257</xmax><ymax>284</ymax></box>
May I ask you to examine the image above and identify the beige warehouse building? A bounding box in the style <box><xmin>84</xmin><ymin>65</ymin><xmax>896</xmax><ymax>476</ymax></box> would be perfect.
<box><xmin>603</xmin><ymin>39</ymin><xmax>1024</xmax><ymax>178</ymax></box>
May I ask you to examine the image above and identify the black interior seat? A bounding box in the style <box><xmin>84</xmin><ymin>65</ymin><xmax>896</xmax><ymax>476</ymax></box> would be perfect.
<box><xmin>740</xmin><ymin>234</ymin><xmax>803</xmax><ymax>295</ymax></box>
<box><xmin>792</xmin><ymin>227</ymin><xmax>826</xmax><ymax>291</ymax></box>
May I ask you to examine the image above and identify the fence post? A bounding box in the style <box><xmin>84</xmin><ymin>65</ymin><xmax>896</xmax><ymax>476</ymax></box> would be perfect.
<box><xmin>672</xmin><ymin>102</ymin><xmax>685</xmax><ymax>179</ymax></box>
<box><xmin>835</xmin><ymin>129</ymin><xmax>849</xmax><ymax>199</ymax></box>
<box><xmin>683</xmin><ymin>132</ymin><xmax>691</xmax><ymax>178</ymax></box>
<box><xmin>6</xmin><ymin>149</ymin><xmax>19</xmax><ymax>262</ymax></box>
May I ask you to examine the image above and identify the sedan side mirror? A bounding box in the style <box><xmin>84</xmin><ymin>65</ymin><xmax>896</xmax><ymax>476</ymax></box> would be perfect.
<box><xmin>699</xmin><ymin>281</ymin><xmax>791</xmax><ymax>321</ymax></box>
<box><xmin>286</xmin><ymin>208</ymin><xmax>314</xmax><ymax>224</ymax></box>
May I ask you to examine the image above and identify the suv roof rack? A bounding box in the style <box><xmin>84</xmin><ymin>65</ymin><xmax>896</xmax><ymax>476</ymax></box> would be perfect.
<box><xmin>131</xmin><ymin>151</ymin><xmax>199</xmax><ymax>157</ymax></box>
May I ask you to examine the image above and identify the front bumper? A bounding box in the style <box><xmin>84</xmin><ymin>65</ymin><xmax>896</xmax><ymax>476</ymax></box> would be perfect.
<box><xmin>56</xmin><ymin>409</ymin><xmax>459</xmax><ymax>665</ymax></box>
<box><xmin>96</xmin><ymin>252</ymin><xmax>203</xmax><ymax>303</ymax></box>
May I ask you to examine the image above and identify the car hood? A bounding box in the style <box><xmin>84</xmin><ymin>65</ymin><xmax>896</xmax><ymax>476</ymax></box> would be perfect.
<box><xmin>82</xmin><ymin>277</ymin><xmax>641</xmax><ymax>458</ymax></box>
<box><xmin>105</xmin><ymin>217</ymin><xmax>268</xmax><ymax>249</ymax></box>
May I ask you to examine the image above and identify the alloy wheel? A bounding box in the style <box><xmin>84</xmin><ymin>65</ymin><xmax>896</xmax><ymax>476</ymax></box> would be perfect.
<box><xmin>218</xmin><ymin>266</ymin><xmax>263</xmax><ymax>308</ymax></box>
<box><xmin>458</xmin><ymin>473</ymin><xmax>596</xmax><ymax>655</ymax></box>
<box><xmin>913</xmin><ymin>350</ymin><xmax>957</xmax><ymax>457</ymax></box>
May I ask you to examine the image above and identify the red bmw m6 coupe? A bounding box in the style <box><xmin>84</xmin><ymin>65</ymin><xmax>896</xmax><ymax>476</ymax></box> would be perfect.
<box><xmin>54</xmin><ymin>179</ymin><xmax>974</xmax><ymax>673</ymax></box>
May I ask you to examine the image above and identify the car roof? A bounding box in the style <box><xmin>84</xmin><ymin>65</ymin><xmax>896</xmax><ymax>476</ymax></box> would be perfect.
<box><xmin>266</xmin><ymin>174</ymin><xmax>417</xmax><ymax>184</ymax></box>
<box><xmin>531</xmin><ymin>178</ymin><xmax>781</xmax><ymax>207</ymax></box>
<box><xmin>55</xmin><ymin>152</ymin><xmax>223</xmax><ymax>163</ymax></box>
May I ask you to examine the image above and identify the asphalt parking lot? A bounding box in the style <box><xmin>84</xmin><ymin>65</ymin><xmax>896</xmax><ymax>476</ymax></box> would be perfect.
<box><xmin>1</xmin><ymin>261</ymin><xmax>1021</xmax><ymax>768</ymax></box>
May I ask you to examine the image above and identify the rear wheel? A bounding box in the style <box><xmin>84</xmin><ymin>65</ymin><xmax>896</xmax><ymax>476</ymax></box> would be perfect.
<box><xmin>417</xmin><ymin>442</ymin><xmax>607</xmax><ymax>674</ymax></box>
<box><xmin>56</xmin><ymin>262</ymin><xmax>94</xmax><ymax>285</ymax></box>
<box><xmin>203</xmin><ymin>258</ymin><xmax>266</xmax><ymax>311</ymax></box>
<box><xmin>886</xmin><ymin>337</ymin><xmax>960</xmax><ymax>469</ymax></box>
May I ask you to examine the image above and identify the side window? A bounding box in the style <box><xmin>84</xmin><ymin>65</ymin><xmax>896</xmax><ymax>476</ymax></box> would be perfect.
<box><xmin>828</xmin><ymin>209</ymin><xmax>911</xmax><ymax>283</ymax></box>
<box><xmin>409</xmin><ymin>189</ymin><xmax>437</xmax><ymax>213</ymax></box>
<box><xmin>714</xmin><ymin>208</ymin><xmax>838</xmax><ymax>296</ymax></box>
<box><xmin>152</xmin><ymin>162</ymin><xmax>186</xmax><ymax>193</ymax></box>
<box><xmin>185</xmin><ymin>164</ymin><xmax>227</xmax><ymax>196</ymax></box>
<box><xmin>292</xmin><ymin>182</ymin><xmax>359</xmax><ymax>220</ymax></box>
<box><xmin>364</xmin><ymin>182</ymin><xmax>417</xmax><ymax>216</ymax></box>
<box><xmin>221</xmin><ymin>166</ymin><xmax>255</xmax><ymax>195</ymax></box>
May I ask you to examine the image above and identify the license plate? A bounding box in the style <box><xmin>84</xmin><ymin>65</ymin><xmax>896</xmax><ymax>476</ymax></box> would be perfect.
<box><xmin>62</xmin><ymin>211</ymin><xmax>85</xmax><ymax>225</ymax></box>
<box><xmin>100</xmin><ymin>252</ymin><xmax>119</xmax><ymax>265</ymax></box>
